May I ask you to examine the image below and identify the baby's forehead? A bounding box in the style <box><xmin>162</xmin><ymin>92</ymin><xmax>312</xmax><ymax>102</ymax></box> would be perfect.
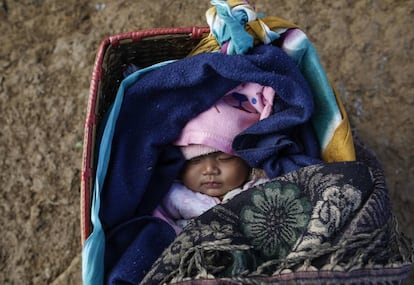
<box><xmin>188</xmin><ymin>151</ymin><xmax>231</xmax><ymax>161</ymax></box>
<box><xmin>190</xmin><ymin>150</ymin><xmax>226</xmax><ymax>160</ymax></box>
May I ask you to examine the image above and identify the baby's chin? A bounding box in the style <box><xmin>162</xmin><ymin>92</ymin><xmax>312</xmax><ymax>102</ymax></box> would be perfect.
<box><xmin>198</xmin><ymin>186</ymin><xmax>233</xmax><ymax>199</ymax></box>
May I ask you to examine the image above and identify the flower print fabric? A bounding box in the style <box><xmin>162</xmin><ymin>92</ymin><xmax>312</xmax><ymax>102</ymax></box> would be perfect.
<box><xmin>241</xmin><ymin>182</ymin><xmax>311</xmax><ymax>259</ymax></box>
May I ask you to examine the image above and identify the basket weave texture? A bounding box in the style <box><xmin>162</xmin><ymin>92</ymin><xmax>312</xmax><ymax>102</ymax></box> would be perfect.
<box><xmin>81</xmin><ymin>27</ymin><xmax>210</xmax><ymax>243</ymax></box>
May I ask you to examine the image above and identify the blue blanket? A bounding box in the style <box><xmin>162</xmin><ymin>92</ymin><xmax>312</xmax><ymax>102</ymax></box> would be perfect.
<box><xmin>100</xmin><ymin>45</ymin><xmax>322</xmax><ymax>284</ymax></box>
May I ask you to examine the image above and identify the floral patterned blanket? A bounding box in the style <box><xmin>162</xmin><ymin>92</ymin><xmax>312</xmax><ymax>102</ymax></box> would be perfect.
<box><xmin>140</xmin><ymin>142</ymin><xmax>413</xmax><ymax>284</ymax></box>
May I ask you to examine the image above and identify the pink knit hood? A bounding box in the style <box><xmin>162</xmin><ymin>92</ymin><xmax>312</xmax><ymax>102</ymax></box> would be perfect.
<box><xmin>175</xmin><ymin>82</ymin><xmax>275</xmax><ymax>159</ymax></box>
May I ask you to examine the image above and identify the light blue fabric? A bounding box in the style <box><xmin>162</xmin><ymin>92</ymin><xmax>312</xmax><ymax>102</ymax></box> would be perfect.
<box><xmin>81</xmin><ymin>60</ymin><xmax>176</xmax><ymax>285</ymax></box>
<box><xmin>282</xmin><ymin>30</ymin><xmax>342</xmax><ymax>150</ymax></box>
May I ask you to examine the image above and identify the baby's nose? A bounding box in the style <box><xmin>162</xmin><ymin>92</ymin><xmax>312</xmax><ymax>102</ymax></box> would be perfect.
<box><xmin>202</xmin><ymin>158</ymin><xmax>220</xmax><ymax>174</ymax></box>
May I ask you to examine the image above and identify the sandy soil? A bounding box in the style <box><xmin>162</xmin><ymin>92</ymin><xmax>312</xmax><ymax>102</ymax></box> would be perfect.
<box><xmin>0</xmin><ymin>0</ymin><xmax>413</xmax><ymax>284</ymax></box>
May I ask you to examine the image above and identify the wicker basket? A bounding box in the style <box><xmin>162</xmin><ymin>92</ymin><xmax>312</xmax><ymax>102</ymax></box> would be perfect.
<box><xmin>81</xmin><ymin>25</ymin><xmax>414</xmax><ymax>285</ymax></box>
<box><xmin>80</xmin><ymin>27</ymin><xmax>210</xmax><ymax>243</ymax></box>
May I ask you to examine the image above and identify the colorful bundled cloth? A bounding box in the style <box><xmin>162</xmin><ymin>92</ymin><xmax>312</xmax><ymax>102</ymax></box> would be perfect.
<box><xmin>190</xmin><ymin>0</ymin><xmax>297</xmax><ymax>56</ymax></box>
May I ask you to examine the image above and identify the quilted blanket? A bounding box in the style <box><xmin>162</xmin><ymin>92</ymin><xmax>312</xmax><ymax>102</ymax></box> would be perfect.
<box><xmin>140</xmin><ymin>141</ymin><xmax>413</xmax><ymax>284</ymax></box>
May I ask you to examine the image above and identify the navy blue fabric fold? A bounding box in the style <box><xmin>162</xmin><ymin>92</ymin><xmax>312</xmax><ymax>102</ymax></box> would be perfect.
<box><xmin>101</xmin><ymin>45</ymin><xmax>322</xmax><ymax>284</ymax></box>
<box><xmin>234</xmin><ymin>121</ymin><xmax>322</xmax><ymax>177</ymax></box>
<box><xmin>105</xmin><ymin>217</ymin><xmax>175</xmax><ymax>284</ymax></box>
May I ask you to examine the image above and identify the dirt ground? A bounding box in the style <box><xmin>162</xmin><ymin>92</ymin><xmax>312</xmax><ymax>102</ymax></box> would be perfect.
<box><xmin>0</xmin><ymin>0</ymin><xmax>413</xmax><ymax>284</ymax></box>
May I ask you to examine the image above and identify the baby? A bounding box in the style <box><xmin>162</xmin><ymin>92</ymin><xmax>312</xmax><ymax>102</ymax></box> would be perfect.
<box><xmin>161</xmin><ymin>150</ymin><xmax>262</xmax><ymax>232</ymax></box>
<box><xmin>154</xmin><ymin>82</ymin><xmax>274</xmax><ymax>233</ymax></box>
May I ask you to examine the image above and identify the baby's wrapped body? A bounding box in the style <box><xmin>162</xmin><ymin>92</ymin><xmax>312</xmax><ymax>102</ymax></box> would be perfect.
<box><xmin>101</xmin><ymin>44</ymin><xmax>323</xmax><ymax>284</ymax></box>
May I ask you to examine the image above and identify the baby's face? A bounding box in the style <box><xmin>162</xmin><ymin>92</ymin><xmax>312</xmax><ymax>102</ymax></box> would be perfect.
<box><xmin>181</xmin><ymin>152</ymin><xmax>250</xmax><ymax>199</ymax></box>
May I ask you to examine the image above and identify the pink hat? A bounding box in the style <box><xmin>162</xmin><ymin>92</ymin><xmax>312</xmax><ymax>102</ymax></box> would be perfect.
<box><xmin>175</xmin><ymin>82</ymin><xmax>275</xmax><ymax>159</ymax></box>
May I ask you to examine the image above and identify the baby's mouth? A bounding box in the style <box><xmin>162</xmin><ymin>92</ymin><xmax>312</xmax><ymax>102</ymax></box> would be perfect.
<box><xmin>202</xmin><ymin>181</ymin><xmax>222</xmax><ymax>188</ymax></box>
